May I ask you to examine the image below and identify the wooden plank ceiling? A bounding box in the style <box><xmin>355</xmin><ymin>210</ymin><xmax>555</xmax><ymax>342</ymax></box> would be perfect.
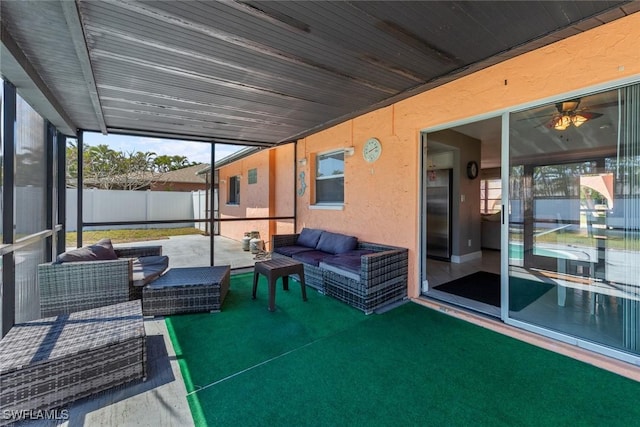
<box><xmin>1</xmin><ymin>1</ymin><xmax>637</xmax><ymax>145</ymax></box>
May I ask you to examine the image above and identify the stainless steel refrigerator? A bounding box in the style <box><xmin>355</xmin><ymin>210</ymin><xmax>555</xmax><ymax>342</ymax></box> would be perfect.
<box><xmin>426</xmin><ymin>169</ymin><xmax>452</xmax><ymax>260</ymax></box>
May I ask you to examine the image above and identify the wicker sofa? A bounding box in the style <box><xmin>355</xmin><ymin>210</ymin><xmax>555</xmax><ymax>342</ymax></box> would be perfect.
<box><xmin>38</xmin><ymin>239</ymin><xmax>168</xmax><ymax>317</ymax></box>
<box><xmin>271</xmin><ymin>228</ymin><xmax>408</xmax><ymax>314</ymax></box>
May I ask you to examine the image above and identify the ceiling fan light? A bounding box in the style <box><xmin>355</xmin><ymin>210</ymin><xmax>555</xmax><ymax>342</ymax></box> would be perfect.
<box><xmin>572</xmin><ymin>113</ymin><xmax>588</xmax><ymax>127</ymax></box>
<box><xmin>553</xmin><ymin>115</ymin><xmax>571</xmax><ymax>130</ymax></box>
<box><xmin>559</xmin><ymin>100</ymin><xmax>580</xmax><ymax>112</ymax></box>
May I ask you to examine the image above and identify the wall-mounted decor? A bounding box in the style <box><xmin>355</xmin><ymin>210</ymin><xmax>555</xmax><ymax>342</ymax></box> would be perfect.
<box><xmin>248</xmin><ymin>168</ymin><xmax>258</xmax><ymax>184</ymax></box>
<box><xmin>297</xmin><ymin>171</ymin><xmax>307</xmax><ymax>196</ymax></box>
<box><xmin>363</xmin><ymin>137</ymin><xmax>382</xmax><ymax>163</ymax></box>
<box><xmin>466</xmin><ymin>161</ymin><xmax>479</xmax><ymax>179</ymax></box>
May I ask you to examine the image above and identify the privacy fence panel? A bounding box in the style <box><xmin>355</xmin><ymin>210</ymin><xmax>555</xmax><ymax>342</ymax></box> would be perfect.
<box><xmin>192</xmin><ymin>189</ymin><xmax>219</xmax><ymax>234</ymax></box>
<box><xmin>66</xmin><ymin>189</ymin><xmax>196</xmax><ymax>231</ymax></box>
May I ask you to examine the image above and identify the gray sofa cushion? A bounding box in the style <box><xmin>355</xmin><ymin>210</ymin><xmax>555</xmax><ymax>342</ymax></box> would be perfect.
<box><xmin>322</xmin><ymin>251</ymin><xmax>373</xmax><ymax>272</ymax></box>
<box><xmin>318</xmin><ymin>250</ymin><xmax>375</xmax><ymax>282</ymax></box>
<box><xmin>319</xmin><ymin>262</ymin><xmax>361</xmax><ymax>282</ymax></box>
<box><xmin>56</xmin><ymin>238</ymin><xmax>118</xmax><ymax>264</ymax></box>
<box><xmin>132</xmin><ymin>255</ymin><xmax>169</xmax><ymax>287</ymax></box>
<box><xmin>292</xmin><ymin>250</ymin><xmax>331</xmax><ymax>267</ymax></box>
<box><xmin>297</xmin><ymin>228</ymin><xmax>324</xmax><ymax>248</ymax></box>
<box><xmin>273</xmin><ymin>245</ymin><xmax>315</xmax><ymax>257</ymax></box>
<box><xmin>341</xmin><ymin>249</ymin><xmax>375</xmax><ymax>258</ymax></box>
<box><xmin>321</xmin><ymin>255</ymin><xmax>361</xmax><ymax>274</ymax></box>
<box><xmin>316</xmin><ymin>231</ymin><xmax>357</xmax><ymax>255</ymax></box>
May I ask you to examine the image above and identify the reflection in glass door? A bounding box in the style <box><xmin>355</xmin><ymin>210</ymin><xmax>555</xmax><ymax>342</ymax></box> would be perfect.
<box><xmin>507</xmin><ymin>83</ymin><xmax>640</xmax><ymax>358</ymax></box>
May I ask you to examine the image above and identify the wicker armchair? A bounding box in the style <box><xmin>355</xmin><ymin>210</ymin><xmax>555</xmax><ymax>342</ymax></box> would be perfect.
<box><xmin>38</xmin><ymin>245</ymin><xmax>163</xmax><ymax>317</ymax></box>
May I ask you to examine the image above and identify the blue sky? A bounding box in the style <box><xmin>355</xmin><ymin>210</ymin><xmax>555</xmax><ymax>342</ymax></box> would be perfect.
<box><xmin>83</xmin><ymin>132</ymin><xmax>242</xmax><ymax>164</ymax></box>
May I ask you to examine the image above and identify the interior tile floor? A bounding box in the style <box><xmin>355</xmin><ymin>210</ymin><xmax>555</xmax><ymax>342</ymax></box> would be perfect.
<box><xmin>423</xmin><ymin>249</ymin><xmax>630</xmax><ymax>355</ymax></box>
<box><xmin>425</xmin><ymin>250</ymin><xmax>501</xmax><ymax>317</ymax></box>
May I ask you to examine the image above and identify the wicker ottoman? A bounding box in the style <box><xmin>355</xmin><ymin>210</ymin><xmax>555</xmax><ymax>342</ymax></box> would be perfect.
<box><xmin>142</xmin><ymin>266</ymin><xmax>231</xmax><ymax>316</ymax></box>
<box><xmin>0</xmin><ymin>301</ymin><xmax>146</xmax><ymax>424</ymax></box>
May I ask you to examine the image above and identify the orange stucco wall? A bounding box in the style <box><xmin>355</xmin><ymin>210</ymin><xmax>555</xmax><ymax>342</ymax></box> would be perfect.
<box><xmin>218</xmin><ymin>145</ymin><xmax>294</xmax><ymax>246</ymax></box>
<box><xmin>294</xmin><ymin>13</ymin><xmax>640</xmax><ymax>297</ymax></box>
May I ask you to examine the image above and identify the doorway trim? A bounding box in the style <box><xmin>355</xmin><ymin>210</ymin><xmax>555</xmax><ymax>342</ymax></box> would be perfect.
<box><xmin>419</xmin><ymin>111</ymin><xmax>504</xmax><ymax>296</ymax></box>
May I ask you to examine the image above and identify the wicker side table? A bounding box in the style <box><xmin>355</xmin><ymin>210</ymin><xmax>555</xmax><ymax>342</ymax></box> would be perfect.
<box><xmin>252</xmin><ymin>257</ymin><xmax>307</xmax><ymax>312</ymax></box>
<box><xmin>142</xmin><ymin>266</ymin><xmax>230</xmax><ymax>316</ymax></box>
<box><xmin>0</xmin><ymin>300</ymin><xmax>146</xmax><ymax>423</ymax></box>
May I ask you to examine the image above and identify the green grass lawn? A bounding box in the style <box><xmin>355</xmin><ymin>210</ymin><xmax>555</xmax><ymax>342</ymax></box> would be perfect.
<box><xmin>67</xmin><ymin>227</ymin><xmax>204</xmax><ymax>245</ymax></box>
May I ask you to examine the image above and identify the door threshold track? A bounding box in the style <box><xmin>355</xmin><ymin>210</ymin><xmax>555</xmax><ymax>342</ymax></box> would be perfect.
<box><xmin>425</xmin><ymin>289</ymin><xmax>500</xmax><ymax>318</ymax></box>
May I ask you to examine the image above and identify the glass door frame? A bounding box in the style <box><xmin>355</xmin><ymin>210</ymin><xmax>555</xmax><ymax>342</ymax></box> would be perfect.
<box><xmin>419</xmin><ymin>74</ymin><xmax>640</xmax><ymax>366</ymax></box>
<box><xmin>501</xmin><ymin>77</ymin><xmax>640</xmax><ymax>366</ymax></box>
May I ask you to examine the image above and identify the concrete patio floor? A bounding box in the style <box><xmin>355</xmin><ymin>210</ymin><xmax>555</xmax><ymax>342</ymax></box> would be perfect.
<box><xmin>114</xmin><ymin>234</ymin><xmax>261</xmax><ymax>270</ymax></box>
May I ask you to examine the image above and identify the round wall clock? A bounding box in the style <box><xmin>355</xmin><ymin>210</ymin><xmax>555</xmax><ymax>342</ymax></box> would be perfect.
<box><xmin>363</xmin><ymin>137</ymin><xmax>382</xmax><ymax>163</ymax></box>
<box><xmin>466</xmin><ymin>161</ymin><xmax>479</xmax><ymax>179</ymax></box>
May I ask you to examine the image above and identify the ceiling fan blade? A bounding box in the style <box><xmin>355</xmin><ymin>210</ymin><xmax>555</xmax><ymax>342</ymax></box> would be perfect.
<box><xmin>577</xmin><ymin>111</ymin><xmax>603</xmax><ymax>120</ymax></box>
<box><xmin>516</xmin><ymin>113</ymin><xmax>552</xmax><ymax>122</ymax></box>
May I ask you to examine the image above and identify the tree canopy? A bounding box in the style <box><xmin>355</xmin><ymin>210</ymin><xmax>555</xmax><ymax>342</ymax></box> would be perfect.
<box><xmin>66</xmin><ymin>142</ymin><xmax>201</xmax><ymax>190</ymax></box>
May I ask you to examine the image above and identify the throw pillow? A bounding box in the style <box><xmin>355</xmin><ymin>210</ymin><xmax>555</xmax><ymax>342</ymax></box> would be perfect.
<box><xmin>56</xmin><ymin>238</ymin><xmax>118</xmax><ymax>263</ymax></box>
<box><xmin>296</xmin><ymin>228</ymin><xmax>324</xmax><ymax>248</ymax></box>
<box><xmin>316</xmin><ymin>231</ymin><xmax>357</xmax><ymax>255</ymax></box>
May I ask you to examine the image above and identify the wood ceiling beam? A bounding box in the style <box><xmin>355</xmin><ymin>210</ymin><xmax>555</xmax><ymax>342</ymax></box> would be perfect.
<box><xmin>61</xmin><ymin>0</ymin><xmax>108</xmax><ymax>134</ymax></box>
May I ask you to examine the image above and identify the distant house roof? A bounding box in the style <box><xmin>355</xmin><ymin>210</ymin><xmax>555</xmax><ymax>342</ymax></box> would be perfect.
<box><xmin>197</xmin><ymin>147</ymin><xmax>263</xmax><ymax>175</ymax></box>
<box><xmin>159</xmin><ymin>164</ymin><xmax>209</xmax><ymax>184</ymax></box>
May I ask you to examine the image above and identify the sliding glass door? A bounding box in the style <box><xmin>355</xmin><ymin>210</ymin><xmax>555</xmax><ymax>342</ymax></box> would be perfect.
<box><xmin>507</xmin><ymin>83</ymin><xmax>640</xmax><ymax>356</ymax></box>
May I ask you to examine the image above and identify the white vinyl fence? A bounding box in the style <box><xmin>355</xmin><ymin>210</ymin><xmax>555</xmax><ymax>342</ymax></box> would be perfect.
<box><xmin>192</xmin><ymin>188</ymin><xmax>219</xmax><ymax>234</ymax></box>
<box><xmin>65</xmin><ymin>188</ymin><xmax>214</xmax><ymax>231</ymax></box>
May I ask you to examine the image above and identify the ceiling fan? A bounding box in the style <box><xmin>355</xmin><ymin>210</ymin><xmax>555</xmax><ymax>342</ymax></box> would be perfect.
<box><xmin>546</xmin><ymin>99</ymin><xmax>603</xmax><ymax>131</ymax></box>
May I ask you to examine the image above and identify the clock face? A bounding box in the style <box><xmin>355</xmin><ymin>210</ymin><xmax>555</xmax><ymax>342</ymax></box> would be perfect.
<box><xmin>363</xmin><ymin>138</ymin><xmax>382</xmax><ymax>163</ymax></box>
<box><xmin>466</xmin><ymin>161</ymin><xmax>479</xmax><ymax>179</ymax></box>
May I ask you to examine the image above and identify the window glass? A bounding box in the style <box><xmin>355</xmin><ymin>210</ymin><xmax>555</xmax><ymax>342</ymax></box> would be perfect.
<box><xmin>14</xmin><ymin>95</ymin><xmax>47</xmax><ymax>323</ymax></box>
<box><xmin>508</xmin><ymin>84</ymin><xmax>640</xmax><ymax>357</ymax></box>
<box><xmin>480</xmin><ymin>179</ymin><xmax>501</xmax><ymax>214</ymax></box>
<box><xmin>0</xmin><ymin>79</ymin><xmax>3</xmax><ymax>333</ymax></box>
<box><xmin>316</xmin><ymin>151</ymin><xmax>344</xmax><ymax>204</ymax></box>
<box><xmin>16</xmin><ymin>96</ymin><xmax>46</xmax><ymax>236</ymax></box>
<box><xmin>228</xmin><ymin>175</ymin><xmax>240</xmax><ymax>204</ymax></box>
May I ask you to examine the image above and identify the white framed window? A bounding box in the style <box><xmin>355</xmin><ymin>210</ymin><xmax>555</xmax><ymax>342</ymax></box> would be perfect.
<box><xmin>228</xmin><ymin>175</ymin><xmax>240</xmax><ymax>205</ymax></box>
<box><xmin>480</xmin><ymin>178</ymin><xmax>501</xmax><ymax>214</ymax></box>
<box><xmin>315</xmin><ymin>150</ymin><xmax>344</xmax><ymax>204</ymax></box>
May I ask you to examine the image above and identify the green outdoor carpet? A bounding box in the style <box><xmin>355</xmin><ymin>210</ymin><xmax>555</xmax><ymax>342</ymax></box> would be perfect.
<box><xmin>167</xmin><ymin>273</ymin><xmax>640</xmax><ymax>427</ymax></box>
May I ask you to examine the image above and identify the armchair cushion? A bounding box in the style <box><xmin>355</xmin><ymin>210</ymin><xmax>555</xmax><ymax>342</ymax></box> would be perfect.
<box><xmin>273</xmin><ymin>245</ymin><xmax>315</xmax><ymax>257</ymax></box>
<box><xmin>132</xmin><ymin>256</ymin><xmax>170</xmax><ymax>287</ymax></box>
<box><xmin>316</xmin><ymin>231</ymin><xmax>357</xmax><ymax>255</ymax></box>
<box><xmin>296</xmin><ymin>228</ymin><xmax>324</xmax><ymax>248</ymax></box>
<box><xmin>55</xmin><ymin>238</ymin><xmax>118</xmax><ymax>264</ymax></box>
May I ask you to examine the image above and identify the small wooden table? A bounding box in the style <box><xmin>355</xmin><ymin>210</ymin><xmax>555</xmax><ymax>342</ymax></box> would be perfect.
<box><xmin>252</xmin><ymin>257</ymin><xmax>307</xmax><ymax>312</ymax></box>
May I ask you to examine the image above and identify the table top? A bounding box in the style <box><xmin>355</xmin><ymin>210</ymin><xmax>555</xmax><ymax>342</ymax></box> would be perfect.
<box><xmin>147</xmin><ymin>265</ymin><xmax>230</xmax><ymax>290</ymax></box>
<box><xmin>256</xmin><ymin>257</ymin><xmax>303</xmax><ymax>270</ymax></box>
